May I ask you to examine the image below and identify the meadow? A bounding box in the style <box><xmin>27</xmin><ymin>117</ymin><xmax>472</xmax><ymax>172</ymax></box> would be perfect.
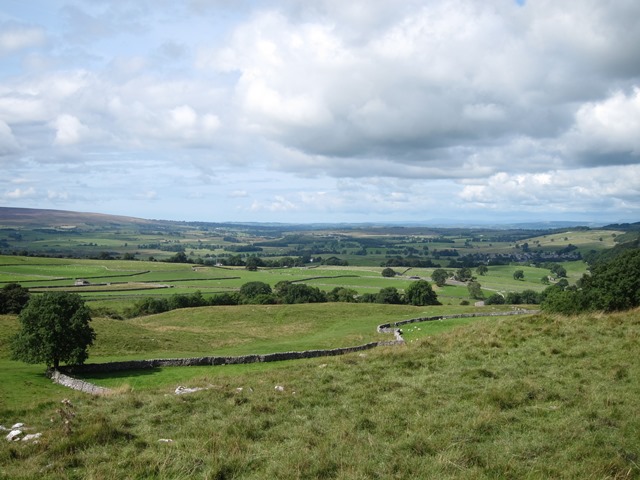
<box><xmin>0</xmin><ymin>306</ymin><xmax>638</xmax><ymax>479</ymax></box>
<box><xmin>0</xmin><ymin>254</ymin><xmax>582</xmax><ymax>316</ymax></box>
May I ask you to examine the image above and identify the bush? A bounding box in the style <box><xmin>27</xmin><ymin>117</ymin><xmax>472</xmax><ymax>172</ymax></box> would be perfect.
<box><xmin>239</xmin><ymin>281</ymin><xmax>272</xmax><ymax>299</ymax></box>
<box><xmin>275</xmin><ymin>282</ymin><xmax>327</xmax><ymax>304</ymax></box>
<box><xmin>210</xmin><ymin>293</ymin><xmax>240</xmax><ymax>306</ymax></box>
<box><xmin>485</xmin><ymin>294</ymin><xmax>505</xmax><ymax>305</ymax></box>
<box><xmin>381</xmin><ymin>268</ymin><xmax>396</xmax><ymax>277</ymax></box>
<box><xmin>376</xmin><ymin>287</ymin><xmax>403</xmax><ymax>304</ymax></box>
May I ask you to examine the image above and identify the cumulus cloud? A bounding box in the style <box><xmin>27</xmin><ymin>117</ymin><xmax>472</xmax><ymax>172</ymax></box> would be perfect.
<box><xmin>207</xmin><ymin>0</ymin><xmax>640</xmax><ymax>174</ymax></box>
<box><xmin>458</xmin><ymin>166</ymin><xmax>640</xmax><ymax>214</ymax></box>
<box><xmin>564</xmin><ymin>88</ymin><xmax>640</xmax><ymax>165</ymax></box>
<box><xmin>53</xmin><ymin>114</ymin><xmax>90</xmax><ymax>146</ymax></box>
<box><xmin>0</xmin><ymin>0</ymin><xmax>639</xmax><ymax>222</ymax></box>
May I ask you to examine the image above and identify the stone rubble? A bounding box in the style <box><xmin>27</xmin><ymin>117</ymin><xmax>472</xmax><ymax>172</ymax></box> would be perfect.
<box><xmin>4</xmin><ymin>423</ymin><xmax>42</xmax><ymax>443</ymax></box>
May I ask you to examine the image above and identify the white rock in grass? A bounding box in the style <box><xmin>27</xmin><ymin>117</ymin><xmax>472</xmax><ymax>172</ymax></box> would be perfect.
<box><xmin>175</xmin><ymin>386</ymin><xmax>205</xmax><ymax>395</ymax></box>
<box><xmin>274</xmin><ymin>385</ymin><xmax>285</xmax><ymax>392</ymax></box>
<box><xmin>0</xmin><ymin>425</ymin><xmax>7</xmax><ymax>431</ymax></box>
<box><xmin>6</xmin><ymin>430</ymin><xmax>22</xmax><ymax>441</ymax></box>
<box><xmin>158</xmin><ymin>438</ymin><xmax>174</xmax><ymax>443</ymax></box>
<box><xmin>22</xmin><ymin>433</ymin><xmax>42</xmax><ymax>442</ymax></box>
<box><xmin>11</xmin><ymin>423</ymin><xmax>24</xmax><ymax>429</ymax></box>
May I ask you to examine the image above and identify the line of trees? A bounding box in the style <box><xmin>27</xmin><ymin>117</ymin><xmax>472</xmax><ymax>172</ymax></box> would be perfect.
<box><xmin>122</xmin><ymin>279</ymin><xmax>441</xmax><ymax>317</ymax></box>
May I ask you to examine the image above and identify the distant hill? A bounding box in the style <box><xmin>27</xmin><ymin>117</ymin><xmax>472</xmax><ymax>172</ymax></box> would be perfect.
<box><xmin>0</xmin><ymin>207</ymin><xmax>155</xmax><ymax>228</ymax></box>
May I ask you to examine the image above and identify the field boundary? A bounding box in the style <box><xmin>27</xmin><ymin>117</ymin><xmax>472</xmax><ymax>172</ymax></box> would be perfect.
<box><xmin>49</xmin><ymin>309</ymin><xmax>539</xmax><ymax>395</ymax></box>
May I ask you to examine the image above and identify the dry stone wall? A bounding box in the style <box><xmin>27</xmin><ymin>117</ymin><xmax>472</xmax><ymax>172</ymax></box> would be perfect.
<box><xmin>377</xmin><ymin>309</ymin><xmax>539</xmax><ymax>333</ymax></box>
<box><xmin>59</xmin><ymin>341</ymin><xmax>402</xmax><ymax>375</ymax></box>
<box><xmin>47</xmin><ymin>369</ymin><xmax>111</xmax><ymax>395</ymax></box>
<box><xmin>50</xmin><ymin>309</ymin><xmax>538</xmax><ymax>395</ymax></box>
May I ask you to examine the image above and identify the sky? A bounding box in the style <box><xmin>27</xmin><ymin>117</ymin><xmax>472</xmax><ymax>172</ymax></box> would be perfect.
<box><xmin>1</xmin><ymin>0</ymin><xmax>639</xmax><ymax>225</ymax></box>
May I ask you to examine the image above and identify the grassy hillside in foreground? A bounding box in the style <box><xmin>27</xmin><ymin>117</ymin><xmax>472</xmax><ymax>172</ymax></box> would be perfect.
<box><xmin>0</xmin><ymin>304</ymin><xmax>516</xmax><ymax>399</ymax></box>
<box><xmin>1</xmin><ymin>309</ymin><xmax>639</xmax><ymax>479</ymax></box>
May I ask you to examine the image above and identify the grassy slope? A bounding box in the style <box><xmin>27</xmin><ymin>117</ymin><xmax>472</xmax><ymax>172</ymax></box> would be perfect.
<box><xmin>0</xmin><ymin>304</ymin><xmax>509</xmax><ymax>404</ymax></box>
<box><xmin>1</xmin><ymin>308</ymin><xmax>638</xmax><ymax>479</ymax></box>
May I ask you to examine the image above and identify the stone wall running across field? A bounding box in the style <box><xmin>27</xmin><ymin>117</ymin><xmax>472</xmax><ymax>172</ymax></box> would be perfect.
<box><xmin>47</xmin><ymin>369</ymin><xmax>112</xmax><ymax>395</ymax></box>
<box><xmin>49</xmin><ymin>309</ymin><xmax>538</xmax><ymax>395</ymax></box>
<box><xmin>377</xmin><ymin>309</ymin><xmax>539</xmax><ymax>333</ymax></box>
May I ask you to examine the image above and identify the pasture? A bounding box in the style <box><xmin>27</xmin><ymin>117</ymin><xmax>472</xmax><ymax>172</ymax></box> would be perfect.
<box><xmin>1</xmin><ymin>307</ymin><xmax>638</xmax><ymax>479</ymax></box>
<box><xmin>0</xmin><ymin>255</ymin><xmax>587</xmax><ymax>315</ymax></box>
<box><xmin>0</xmin><ymin>302</ymin><xmax>518</xmax><ymax>402</ymax></box>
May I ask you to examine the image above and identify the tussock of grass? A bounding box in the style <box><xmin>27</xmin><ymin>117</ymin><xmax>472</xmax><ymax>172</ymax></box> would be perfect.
<box><xmin>1</xmin><ymin>309</ymin><xmax>639</xmax><ymax>478</ymax></box>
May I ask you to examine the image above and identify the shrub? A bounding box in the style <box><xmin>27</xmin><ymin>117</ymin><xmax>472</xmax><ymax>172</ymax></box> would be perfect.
<box><xmin>381</xmin><ymin>268</ymin><xmax>396</xmax><ymax>277</ymax></box>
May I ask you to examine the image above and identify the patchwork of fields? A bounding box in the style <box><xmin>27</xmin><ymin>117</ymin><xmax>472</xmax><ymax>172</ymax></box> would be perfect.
<box><xmin>0</xmin><ymin>255</ymin><xmax>587</xmax><ymax>312</ymax></box>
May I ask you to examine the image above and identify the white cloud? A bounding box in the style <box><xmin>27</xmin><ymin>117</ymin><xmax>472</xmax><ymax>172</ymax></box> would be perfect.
<box><xmin>136</xmin><ymin>190</ymin><xmax>158</xmax><ymax>200</ymax></box>
<box><xmin>0</xmin><ymin>120</ymin><xmax>20</xmax><ymax>155</ymax></box>
<box><xmin>229</xmin><ymin>190</ymin><xmax>248</xmax><ymax>198</ymax></box>
<box><xmin>0</xmin><ymin>24</ymin><xmax>45</xmax><ymax>55</ymax></box>
<box><xmin>458</xmin><ymin>166</ymin><xmax>640</xmax><ymax>214</ymax></box>
<box><xmin>564</xmin><ymin>88</ymin><xmax>640</xmax><ymax>164</ymax></box>
<box><xmin>53</xmin><ymin>114</ymin><xmax>89</xmax><ymax>146</ymax></box>
<box><xmin>47</xmin><ymin>190</ymin><xmax>69</xmax><ymax>200</ymax></box>
<box><xmin>0</xmin><ymin>1</ymin><xmax>639</xmax><ymax>223</ymax></box>
<box><xmin>250</xmin><ymin>195</ymin><xmax>298</xmax><ymax>212</ymax></box>
<box><xmin>4</xmin><ymin>186</ymin><xmax>36</xmax><ymax>199</ymax></box>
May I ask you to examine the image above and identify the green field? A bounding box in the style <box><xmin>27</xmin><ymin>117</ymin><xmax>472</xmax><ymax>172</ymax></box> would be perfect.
<box><xmin>0</xmin><ymin>255</ymin><xmax>588</xmax><ymax>316</ymax></box>
<box><xmin>0</xmin><ymin>303</ymin><xmax>519</xmax><ymax>398</ymax></box>
<box><xmin>1</xmin><ymin>306</ymin><xmax>638</xmax><ymax>479</ymax></box>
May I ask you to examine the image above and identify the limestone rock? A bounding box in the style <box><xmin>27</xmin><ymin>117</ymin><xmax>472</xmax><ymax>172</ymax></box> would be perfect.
<box><xmin>6</xmin><ymin>430</ymin><xmax>22</xmax><ymax>441</ymax></box>
<box><xmin>175</xmin><ymin>385</ymin><xmax>205</xmax><ymax>395</ymax></box>
<box><xmin>22</xmin><ymin>433</ymin><xmax>42</xmax><ymax>442</ymax></box>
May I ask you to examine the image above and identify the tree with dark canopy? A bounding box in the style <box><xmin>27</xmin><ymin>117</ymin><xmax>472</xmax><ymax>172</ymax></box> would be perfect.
<box><xmin>11</xmin><ymin>292</ymin><xmax>95</xmax><ymax>370</ymax></box>
<box><xmin>0</xmin><ymin>283</ymin><xmax>30</xmax><ymax>314</ymax></box>
<box><xmin>405</xmin><ymin>280</ymin><xmax>440</xmax><ymax>306</ymax></box>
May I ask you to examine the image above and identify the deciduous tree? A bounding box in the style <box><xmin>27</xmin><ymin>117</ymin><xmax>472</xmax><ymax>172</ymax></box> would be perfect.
<box><xmin>431</xmin><ymin>268</ymin><xmax>449</xmax><ymax>287</ymax></box>
<box><xmin>405</xmin><ymin>280</ymin><xmax>440</xmax><ymax>306</ymax></box>
<box><xmin>11</xmin><ymin>292</ymin><xmax>95</xmax><ymax>370</ymax></box>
